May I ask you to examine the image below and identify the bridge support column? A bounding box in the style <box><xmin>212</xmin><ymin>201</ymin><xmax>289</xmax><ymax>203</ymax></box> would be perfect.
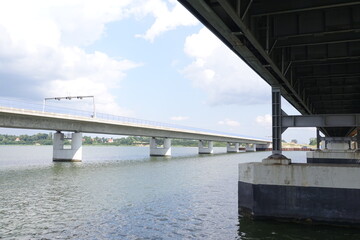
<box><xmin>227</xmin><ymin>142</ymin><xmax>239</xmax><ymax>153</ymax></box>
<box><xmin>53</xmin><ymin>132</ymin><xmax>82</xmax><ymax>162</ymax></box>
<box><xmin>245</xmin><ymin>144</ymin><xmax>256</xmax><ymax>152</ymax></box>
<box><xmin>263</xmin><ymin>87</ymin><xmax>290</xmax><ymax>165</ymax></box>
<box><xmin>150</xmin><ymin>137</ymin><xmax>171</xmax><ymax>156</ymax></box>
<box><xmin>198</xmin><ymin>140</ymin><xmax>213</xmax><ymax>154</ymax></box>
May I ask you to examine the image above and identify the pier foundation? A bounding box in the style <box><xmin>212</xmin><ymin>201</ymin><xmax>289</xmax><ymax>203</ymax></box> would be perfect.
<box><xmin>198</xmin><ymin>140</ymin><xmax>213</xmax><ymax>154</ymax></box>
<box><xmin>245</xmin><ymin>144</ymin><xmax>256</xmax><ymax>152</ymax></box>
<box><xmin>227</xmin><ymin>142</ymin><xmax>239</xmax><ymax>153</ymax></box>
<box><xmin>238</xmin><ymin>162</ymin><xmax>360</xmax><ymax>225</ymax></box>
<box><xmin>53</xmin><ymin>132</ymin><xmax>82</xmax><ymax>162</ymax></box>
<box><xmin>150</xmin><ymin>137</ymin><xmax>171</xmax><ymax>156</ymax></box>
<box><xmin>238</xmin><ymin>86</ymin><xmax>360</xmax><ymax>226</ymax></box>
<box><xmin>307</xmin><ymin>140</ymin><xmax>360</xmax><ymax>164</ymax></box>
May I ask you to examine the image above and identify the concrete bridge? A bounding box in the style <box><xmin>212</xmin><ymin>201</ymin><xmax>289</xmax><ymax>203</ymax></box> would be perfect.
<box><xmin>179</xmin><ymin>0</ymin><xmax>360</xmax><ymax>226</ymax></box>
<box><xmin>0</xmin><ymin>104</ymin><xmax>270</xmax><ymax>161</ymax></box>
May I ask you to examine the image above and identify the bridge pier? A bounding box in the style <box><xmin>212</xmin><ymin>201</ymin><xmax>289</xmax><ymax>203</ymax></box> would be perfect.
<box><xmin>307</xmin><ymin>138</ymin><xmax>360</xmax><ymax>164</ymax></box>
<box><xmin>245</xmin><ymin>144</ymin><xmax>256</xmax><ymax>152</ymax></box>
<box><xmin>256</xmin><ymin>143</ymin><xmax>272</xmax><ymax>151</ymax></box>
<box><xmin>227</xmin><ymin>142</ymin><xmax>239</xmax><ymax>153</ymax></box>
<box><xmin>198</xmin><ymin>140</ymin><xmax>213</xmax><ymax>154</ymax></box>
<box><xmin>238</xmin><ymin>87</ymin><xmax>360</xmax><ymax>225</ymax></box>
<box><xmin>53</xmin><ymin>132</ymin><xmax>82</xmax><ymax>162</ymax></box>
<box><xmin>150</xmin><ymin>137</ymin><xmax>171</xmax><ymax>156</ymax></box>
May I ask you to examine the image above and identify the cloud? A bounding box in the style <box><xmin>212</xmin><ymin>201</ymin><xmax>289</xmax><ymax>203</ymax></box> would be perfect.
<box><xmin>218</xmin><ymin>119</ymin><xmax>240</xmax><ymax>127</ymax></box>
<box><xmin>0</xmin><ymin>0</ymin><xmax>202</xmax><ymax>117</ymax></box>
<box><xmin>170</xmin><ymin>116</ymin><xmax>189</xmax><ymax>121</ymax></box>
<box><xmin>182</xmin><ymin>27</ymin><xmax>271</xmax><ymax>106</ymax></box>
<box><xmin>256</xmin><ymin>114</ymin><xmax>272</xmax><ymax>127</ymax></box>
<box><xmin>133</xmin><ymin>0</ymin><xmax>199</xmax><ymax>42</ymax></box>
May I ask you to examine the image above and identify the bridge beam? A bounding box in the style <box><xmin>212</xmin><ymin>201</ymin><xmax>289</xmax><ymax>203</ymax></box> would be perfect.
<box><xmin>53</xmin><ymin>132</ymin><xmax>82</xmax><ymax>162</ymax></box>
<box><xmin>227</xmin><ymin>142</ymin><xmax>239</xmax><ymax>153</ymax></box>
<box><xmin>150</xmin><ymin>137</ymin><xmax>171</xmax><ymax>156</ymax></box>
<box><xmin>198</xmin><ymin>140</ymin><xmax>213</xmax><ymax>154</ymax></box>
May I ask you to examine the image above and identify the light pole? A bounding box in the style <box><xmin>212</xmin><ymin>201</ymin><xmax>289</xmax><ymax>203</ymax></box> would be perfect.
<box><xmin>43</xmin><ymin>95</ymin><xmax>96</xmax><ymax>118</ymax></box>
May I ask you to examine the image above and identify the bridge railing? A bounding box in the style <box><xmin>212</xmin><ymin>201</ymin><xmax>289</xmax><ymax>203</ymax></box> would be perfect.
<box><xmin>0</xmin><ymin>98</ymin><xmax>269</xmax><ymax>141</ymax></box>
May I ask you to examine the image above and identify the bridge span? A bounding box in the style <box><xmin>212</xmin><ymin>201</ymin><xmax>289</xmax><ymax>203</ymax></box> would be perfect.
<box><xmin>0</xmin><ymin>105</ymin><xmax>270</xmax><ymax>161</ymax></box>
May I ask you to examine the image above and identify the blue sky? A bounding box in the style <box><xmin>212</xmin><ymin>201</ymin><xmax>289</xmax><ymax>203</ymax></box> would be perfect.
<box><xmin>0</xmin><ymin>0</ymin><xmax>315</xmax><ymax>143</ymax></box>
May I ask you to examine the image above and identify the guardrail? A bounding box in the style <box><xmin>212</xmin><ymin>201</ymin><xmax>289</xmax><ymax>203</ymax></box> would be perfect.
<box><xmin>0</xmin><ymin>97</ymin><xmax>269</xmax><ymax>142</ymax></box>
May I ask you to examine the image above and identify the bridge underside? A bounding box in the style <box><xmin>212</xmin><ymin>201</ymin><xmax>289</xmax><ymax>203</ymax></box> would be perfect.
<box><xmin>179</xmin><ymin>0</ymin><xmax>360</xmax><ymax>226</ymax></box>
<box><xmin>179</xmin><ymin>0</ymin><xmax>360</xmax><ymax>137</ymax></box>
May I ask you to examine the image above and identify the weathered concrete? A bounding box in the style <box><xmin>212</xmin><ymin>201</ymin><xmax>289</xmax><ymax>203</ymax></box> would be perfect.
<box><xmin>53</xmin><ymin>132</ymin><xmax>82</xmax><ymax>162</ymax></box>
<box><xmin>198</xmin><ymin>140</ymin><xmax>213</xmax><ymax>154</ymax></box>
<box><xmin>307</xmin><ymin>150</ymin><xmax>360</xmax><ymax>164</ymax></box>
<box><xmin>262</xmin><ymin>153</ymin><xmax>291</xmax><ymax>165</ymax></box>
<box><xmin>150</xmin><ymin>137</ymin><xmax>171</xmax><ymax>156</ymax></box>
<box><xmin>238</xmin><ymin>162</ymin><xmax>360</xmax><ymax>225</ymax></box>
<box><xmin>227</xmin><ymin>142</ymin><xmax>239</xmax><ymax>153</ymax></box>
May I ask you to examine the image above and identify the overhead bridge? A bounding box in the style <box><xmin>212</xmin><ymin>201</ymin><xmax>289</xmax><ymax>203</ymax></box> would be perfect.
<box><xmin>178</xmin><ymin>0</ymin><xmax>360</xmax><ymax>225</ymax></box>
<box><xmin>0</xmin><ymin>105</ymin><xmax>270</xmax><ymax>161</ymax></box>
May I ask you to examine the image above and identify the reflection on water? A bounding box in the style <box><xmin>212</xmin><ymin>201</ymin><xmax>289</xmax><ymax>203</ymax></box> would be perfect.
<box><xmin>1</xmin><ymin>146</ymin><xmax>360</xmax><ymax>239</ymax></box>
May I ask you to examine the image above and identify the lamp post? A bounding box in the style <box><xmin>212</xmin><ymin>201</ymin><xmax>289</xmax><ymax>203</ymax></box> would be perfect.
<box><xmin>43</xmin><ymin>95</ymin><xmax>96</xmax><ymax>118</ymax></box>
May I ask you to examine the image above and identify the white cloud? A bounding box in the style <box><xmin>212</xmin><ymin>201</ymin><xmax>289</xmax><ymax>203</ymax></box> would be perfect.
<box><xmin>182</xmin><ymin>27</ymin><xmax>271</xmax><ymax>106</ymax></box>
<box><xmin>170</xmin><ymin>116</ymin><xmax>189</xmax><ymax>121</ymax></box>
<box><xmin>256</xmin><ymin>114</ymin><xmax>272</xmax><ymax>127</ymax></box>
<box><xmin>0</xmin><ymin>0</ymin><xmax>189</xmax><ymax>117</ymax></box>
<box><xmin>0</xmin><ymin>0</ymin><xmax>201</xmax><ymax>116</ymax></box>
<box><xmin>133</xmin><ymin>0</ymin><xmax>199</xmax><ymax>42</ymax></box>
<box><xmin>218</xmin><ymin>119</ymin><xmax>240</xmax><ymax>127</ymax></box>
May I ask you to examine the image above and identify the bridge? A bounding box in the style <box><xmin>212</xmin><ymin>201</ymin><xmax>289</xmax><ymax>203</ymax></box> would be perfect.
<box><xmin>0</xmin><ymin>99</ymin><xmax>270</xmax><ymax>161</ymax></box>
<box><xmin>179</xmin><ymin>0</ymin><xmax>360</xmax><ymax>225</ymax></box>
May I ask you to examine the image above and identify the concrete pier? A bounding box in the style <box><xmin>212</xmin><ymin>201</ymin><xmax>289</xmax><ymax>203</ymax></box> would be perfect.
<box><xmin>198</xmin><ymin>140</ymin><xmax>213</xmax><ymax>154</ymax></box>
<box><xmin>256</xmin><ymin>143</ymin><xmax>272</xmax><ymax>151</ymax></box>
<box><xmin>308</xmin><ymin>141</ymin><xmax>360</xmax><ymax>164</ymax></box>
<box><xmin>245</xmin><ymin>144</ymin><xmax>256</xmax><ymax>152</ymax></box>
<box><xmin>238</xmin><ymin>162</ymin><xmax>360</xmax><ymax>225</ymax></box>
<box><xmin>150</xmin><ymin>137</ymin><xmax>171</xmax><ymax>156</ymax></box>
<box><xmin>227</xmin><ymin>142</ymin><xmax>239</xmax><ymax>153</ymax></box>
<box><xmin>53</xmin><ymin>132</ymin><xmax>82</xmax><ymax>162</ymax></box>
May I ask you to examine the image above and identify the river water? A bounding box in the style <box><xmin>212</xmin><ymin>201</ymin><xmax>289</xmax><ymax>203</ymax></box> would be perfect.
<box><xmin>1</xmin><ymin>146</ymin><xmax>360</xmax><ymax>239</ymax></box>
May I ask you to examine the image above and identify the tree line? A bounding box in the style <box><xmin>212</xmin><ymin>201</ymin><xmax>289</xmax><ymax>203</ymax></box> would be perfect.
<box><xmin>0</xmin><ymin>133</ymin><xmax>227</xmax><ymax>147</ymax></box>
<box><xmin>0</xmin><ymin>133</ymin><xmax>53</xmax><ymax>145</ymax></box>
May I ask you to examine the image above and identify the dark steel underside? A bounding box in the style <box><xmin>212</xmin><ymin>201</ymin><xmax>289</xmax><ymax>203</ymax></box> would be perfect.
<box><xmin>179</xmin><ymin>0</ymin><xmax>360</xmax><ymax>137</ymax></box>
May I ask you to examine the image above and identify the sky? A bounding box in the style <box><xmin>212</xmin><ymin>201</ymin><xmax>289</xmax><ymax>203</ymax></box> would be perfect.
<box><xmin>0</xmin><ymin>0</ymin><xmax>315</xmax><ymax>144</ymax></box>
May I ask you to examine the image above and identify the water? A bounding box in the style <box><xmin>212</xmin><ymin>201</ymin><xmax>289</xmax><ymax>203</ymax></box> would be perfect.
<box><xmin>1</xmin><ymin>146</ymin><xmax>360</xmax><ymax>239</ymax></box>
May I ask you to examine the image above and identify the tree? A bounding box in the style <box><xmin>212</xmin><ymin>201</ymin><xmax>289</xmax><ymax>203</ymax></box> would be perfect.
<box><xmin>309</xmin><ymin>138</ymin><xmax>317</xmax><ymax>145</ymax></box>
<box><xmin>291</xmin><ymin>139</ymin><xmax>298</xmax><ymax>144</ymax></box>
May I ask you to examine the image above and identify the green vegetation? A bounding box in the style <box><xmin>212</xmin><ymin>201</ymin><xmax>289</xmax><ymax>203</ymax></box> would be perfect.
<box><xmin>0</xmin><ymin>133</ymin><xmax>53</xmax><ymax>145</ymax></box>
<box><xmin>83</xmin><ymin>136</ymin><xmax>150</xmax><ymax>146</ymax></box>
<box><xmin>309</xmin><ymin>138</ymin><xmax>317</xmax><ymax>145</ymax></box>
<box><xmin>0</xmin><ymin>133</ymin><xmax>228</xmax><ymax>147</ymax></box>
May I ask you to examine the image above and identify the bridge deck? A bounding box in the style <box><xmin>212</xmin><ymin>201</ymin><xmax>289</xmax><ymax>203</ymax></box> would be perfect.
<box><xmin>0</xmin><ymin>106</ymin><xmax>269</xmax><ymax>144</ymax></box>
